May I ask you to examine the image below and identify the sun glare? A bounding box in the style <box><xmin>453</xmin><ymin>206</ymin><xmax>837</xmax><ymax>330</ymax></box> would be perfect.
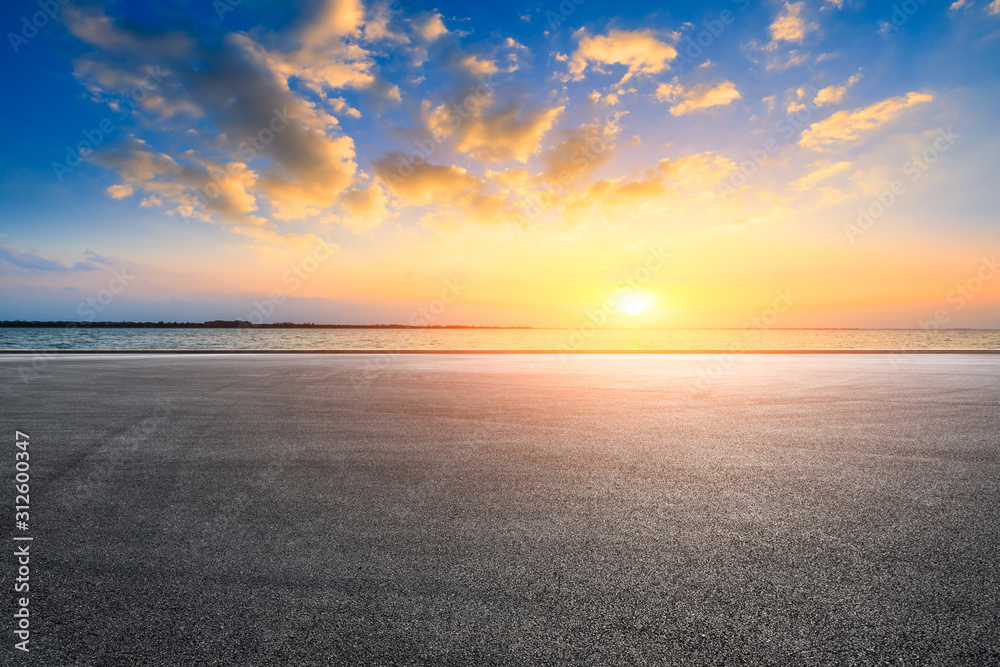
<box><xmin>619</xmin><ymin>292</ymin><xmax>654</xmax><ymax>316</ymax></box>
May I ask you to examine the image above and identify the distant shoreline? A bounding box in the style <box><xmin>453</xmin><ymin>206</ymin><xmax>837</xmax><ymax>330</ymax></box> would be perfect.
<box><xmin>0</xmin><ymin>321</ymin><xmax>996</xmax><ymax>331</ymax></box>
<box><xmin>0</xmin><ymin>321</ymin><xmax>533</xmax><ymax>330</ymax></box>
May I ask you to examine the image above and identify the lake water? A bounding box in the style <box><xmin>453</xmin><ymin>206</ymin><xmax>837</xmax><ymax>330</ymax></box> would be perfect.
<box><xmin>1</xmin><ymin>328</ymin><xmax>999</xmax><ymax>350</ymax></box>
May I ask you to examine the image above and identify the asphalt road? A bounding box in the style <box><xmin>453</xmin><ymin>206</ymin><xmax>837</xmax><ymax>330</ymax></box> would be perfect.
<box><xmin>1</xmin><ymin>353</ymin><xmax>998</xmax><ymax>665</ymax></box>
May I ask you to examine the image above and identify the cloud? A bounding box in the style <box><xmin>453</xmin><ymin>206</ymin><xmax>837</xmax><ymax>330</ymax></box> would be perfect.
<box><xmin>373</xmin><ymin>154</ymin><xmax>515</xmax><ymax>226</ymax></box>
<box><xmin>656</xmin><ymin>80</ymin><xmax>742</xmax><ymax>115</ymax></box>
<box><xmin>424</xmin><ymin>93</ymin><xmax>564</xmax><ymax>163</ymax></box>
<box><xmin>62</xmin><ymin>7</ymin><xmax>193</xmax><ymax>56</ymax></box>
<box><xmin>539</xmin><ymin>122</ymin><xmax>618</xmax><ymax>185</ymax></box>
<box><xmin>813</xmin><ymin>73</ymin><xmax>862</xmax><ymax>106</ymax></box>
<box><xmin>800</xmin><ymin>92</ymin><xmax>934</xmax><ymax>149</ymax></box>
<box><xmin>790</xmin><ymin>160</ymin><xmax>853</xmax><ymax>191</ymax></box>
<box><xmin>949</xmin><ymin>0</ymin><xmax>972</xmax><ymax>11</ymax></box>
<box><xmin>0</xmin><ymin>247</ymin><xmax>101</xmax><ymax>273</ymax></box>
<box><xmin>413</xmin><ymin>12</ymin><xmax>449</xmax><ymax>42</ymax></box>
<box><xmin>362</xmin><ymin>2</ymin><xmax>408</xmax><ymax>43</ymax></box>
<box><xmin>456</xmin><ymin>53</ymin><xmax>499</xmax><ymax>77</ymax></box>
<box><xmin>92</xmin><ymin>136</ymin><xmax>264</xmax><ymax>223</ymax></box>
<box><xmin>568</xmin><ymin>29</ymin><xmax>677</xmax><ymax>83</ymax></box>
<box><xmin>64</xmin><ymin>3</ymin><xmax>381</xmax><ymax>233</ymax></box>
<box><xmin>769</xmin><ymin>2</ymin><xmax>817</xmax><ymax>44</ymax></box>
<box><xmin>766</xmin><ymin>49</ymin><xmax>809</xmax><ymax>71</ymax></box>
<box><xmin>107</xmin><ymin>184</ymin><xmax>134</xmax><ymax>199</ymax></box>
<box><xmin>988</xmin><ymin>0</ymin><xmax>1000</xmax><ymax>14</ymax></box>
<box><xmin>302</xmin><ymin>0</ymin><xmax>365</xmax><ymax>42</ymax></box>
<box><xmin>562</xmin><ymin>153</ymin><xmax>736</xmax><ymax>216</ymax></box>
<box><xmin>339</xmin><ymin>181</ymin><xmax>391</xmax><ymax>230</ymax></box>
<box><xmin>741</xmin><ymin>39</ymin><xmax>809</xmax><ymax>72</ymax></box>
<box><xmin>654</xmin><ymin>82</ymin><xmax>681</xmax><ymax>102</ymax></box>
<box><xmin>84</xmin><ymin>249</ymin><xmax>116</xmax><ymax>266</ymax></box>
<box><xmin>742</xmin><ymin>2</ymin><xmax>817</xmax><ymax>71</ymax></box>
<box><xmin>374</xmin><ymin>154</ymin><xmax>488</xmax><ymax>205</ymax></box>
<box><xmin>244</xmin><ymin>0</ymin><xmax>387</xmax><ymax>99</ymax></box>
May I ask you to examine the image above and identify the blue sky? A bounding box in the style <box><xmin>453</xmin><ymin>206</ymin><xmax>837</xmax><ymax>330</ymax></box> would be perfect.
<box><xmin>1</xmin><ymin>0</ymin><xmax>999</xmax><ymax>326</ymax></box>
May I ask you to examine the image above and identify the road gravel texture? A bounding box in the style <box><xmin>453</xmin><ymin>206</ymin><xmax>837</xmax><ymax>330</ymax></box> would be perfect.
<box><xmin>1</xmin><ymin>353</ymin><xmax>998</xmax><ymax>665</ymax></box>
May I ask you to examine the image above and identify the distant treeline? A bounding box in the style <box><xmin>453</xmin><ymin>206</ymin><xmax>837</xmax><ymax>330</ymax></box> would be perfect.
<box><xmin>0</xmin><ymin>320</ymin><xmax>532</xmax><ymax>329</ymax></box>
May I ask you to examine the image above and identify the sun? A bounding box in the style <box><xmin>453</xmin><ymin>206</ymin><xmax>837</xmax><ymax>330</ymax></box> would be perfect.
<box><xmin>619</xmin><ymin>291</ymin><xmax>654</xmax><ymax>316</ymax></box>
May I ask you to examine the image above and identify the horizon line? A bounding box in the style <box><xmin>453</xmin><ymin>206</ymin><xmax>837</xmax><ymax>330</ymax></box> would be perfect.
<box><xmin>2</xmin><ymin>349</ymin><xmax>1000</xmax><ymax>355</ymax></box>
<box><xmin>1</xmin><ymin>321</ymin><xmax>999</xmax><ymax>332</ymax></box>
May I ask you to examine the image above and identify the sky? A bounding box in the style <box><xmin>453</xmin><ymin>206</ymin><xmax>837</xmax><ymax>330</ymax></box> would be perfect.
<box><xmin>0</xmin><ymin>0</ymin><xmax>998</xmax><ymax>327</ymax></box>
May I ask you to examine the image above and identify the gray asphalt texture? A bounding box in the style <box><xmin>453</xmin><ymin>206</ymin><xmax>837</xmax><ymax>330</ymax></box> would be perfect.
<box><xmin>1</xmin><ymin>353</ymin><xmax>998</xmax><ymax>666</ymax></box>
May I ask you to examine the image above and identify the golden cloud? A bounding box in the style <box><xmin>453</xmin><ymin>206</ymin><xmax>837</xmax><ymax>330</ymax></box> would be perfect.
<box><xmin>790</xmin><ymin>160</ymin><xmax>853</xmax><ymax>191</ymax></box>
<box><xmin>800</xmin><ymin>92</ymin><xmax>934</xmax><ymax>149</ymax></box>
<box><xmin>562</xmin><ymin>152</ymin><xmax>737</xmax><ymax>217</ymax></box>
<box><xmin>569</xmin><ymin>29</ymin><xmax>677</xmax><ymax>83</ymax></box>
<box><xmin>813</xmin><ymin>73</ymin><xmax>862</xmax><ymax>106</ymax></box>
<box><xmin>425</xmin><ymin>94</ymin><xmax>564</xmax><ymax>163</ymax></box>
<box><xmin>539</xmin><ymin>123</ymin><xmax>618</xmax><ymax>185</ymax></box>
<box><xmin>769</xmin><ymin>2</ymin><xmax>817</xmax><ymax>44</ymax></box>
<box><xmin>658</xmin><ymin>81</ymin><xmax>742</xmax><ymax>116</ymax></box>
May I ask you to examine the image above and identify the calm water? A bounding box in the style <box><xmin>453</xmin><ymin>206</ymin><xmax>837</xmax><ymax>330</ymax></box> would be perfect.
<box><xmin>1</xmin><ymin>328</ymin><xmax>999</xmax><ymax>350</ymax></box>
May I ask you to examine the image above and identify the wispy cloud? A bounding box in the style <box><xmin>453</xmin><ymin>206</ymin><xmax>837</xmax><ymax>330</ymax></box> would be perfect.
<box><xmin>0</xmin><ymin>247</ymin><xmax>101</xmax><ymax>273</ymax></box>
<box><xmin>657</xmin><ymin>80</ymin><xmax>742</xmax><ymax>115</ymax></box>
<box><xmin>800</xmin><ymin>92</ymin><xmax>934</xmax><ymax>149</ymax></box>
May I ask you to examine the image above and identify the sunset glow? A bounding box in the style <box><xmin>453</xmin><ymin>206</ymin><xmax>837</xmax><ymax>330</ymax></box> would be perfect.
<box><xmin>1</xmin><ymin>0</ymin><xmax>998</xmax><ymax>327</ymax></box>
